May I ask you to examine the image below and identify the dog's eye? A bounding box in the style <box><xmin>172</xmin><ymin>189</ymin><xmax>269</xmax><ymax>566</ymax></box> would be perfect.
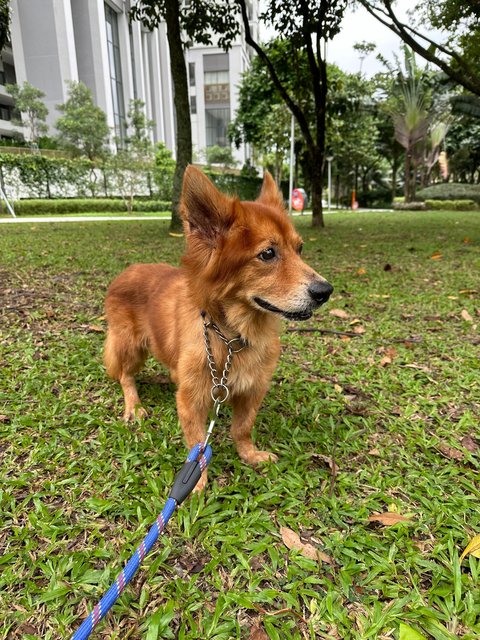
<box><xmin>258</xmin><ymin>247</ymin><xmax>277</xmax><ymax>261</ymax></box>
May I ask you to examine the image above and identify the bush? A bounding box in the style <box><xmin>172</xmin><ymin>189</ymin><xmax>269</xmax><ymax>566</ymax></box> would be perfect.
<box><xmin>392</xmin><ymin>201</ymin><xmax>427</xmax><ymax>211</ymax></box>
<box><xmin>416</xmin><ymin>182</ymin><xmax>480</xmax><ymax>204</ymax></box>
<box><xmin>425</xmin><ymin>199</ymin><xmax>477</xmax><ymax>211</ymax></box>
<box><xmin>11</xmin><ymin>198</ymin><xmax>171</xmax><ymax>216</ymax></box>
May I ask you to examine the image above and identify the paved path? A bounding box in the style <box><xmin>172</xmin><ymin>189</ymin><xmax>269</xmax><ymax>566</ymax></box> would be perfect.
<box><xmin>0</xmin><ymin>215</ymin><xmax>170</xmax><ymax>224</ymax></box>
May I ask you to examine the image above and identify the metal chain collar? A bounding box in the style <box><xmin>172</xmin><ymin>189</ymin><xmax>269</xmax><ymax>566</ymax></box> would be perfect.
<box><xmin>201</xmin><ymin>313</ymin><xmax>247</xmax><ymax>446</ymax></box>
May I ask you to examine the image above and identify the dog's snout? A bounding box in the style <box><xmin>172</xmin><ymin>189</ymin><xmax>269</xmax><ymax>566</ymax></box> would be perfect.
<box><xmin>308</xmin><ymin>280</ymin><xmax>333</xmax><ymax>305</ymax></box>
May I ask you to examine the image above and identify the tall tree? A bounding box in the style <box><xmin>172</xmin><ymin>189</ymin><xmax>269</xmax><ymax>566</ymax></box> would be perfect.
<box><xmin>237</xmin><ymin>0</ymin><xmax>349</xmax><ymax>227</ymax></box>
<box><xmin>358</xmin><ymin>1</ymin><xmax>480</xmax><ymax>97</ymax></box>
<box><xmin>130</xmin><ymin>1</ymin><xmax>240</xmax><ymax>231</ymax></box>
<box><xmin>55</xmin><ymin>81</ymin><xmax>110</xmax><ymax>160</ymax></box>
<box><xmin>5</xmin><ymin>81</ymin><xmax>49</xmax><ymax>144</ymax></box>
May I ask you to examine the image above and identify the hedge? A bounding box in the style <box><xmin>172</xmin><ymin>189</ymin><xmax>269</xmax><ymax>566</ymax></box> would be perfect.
<box><xmin>416</xmin><ymin>182</ymin><xmax>480</xmax><ymax>204</ymax></box>
<box><xmin>10</xmin><ymin>198</ymin><xmax>171</xmax><ymax>216</ymax></box>
<box><xmin>425</xmin><ymin>199</ymin><xmax>477</xmax><ymax>211</ymax></box>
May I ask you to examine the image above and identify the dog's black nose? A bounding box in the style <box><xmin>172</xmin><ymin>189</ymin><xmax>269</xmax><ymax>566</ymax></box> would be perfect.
<box><xmin>308</xmin><ymin>280</ymin><xmax>333</xmax><ymax>305</ymax></box>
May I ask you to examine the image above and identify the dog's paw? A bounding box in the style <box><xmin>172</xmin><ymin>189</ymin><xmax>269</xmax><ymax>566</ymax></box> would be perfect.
<box><xmin>242</xmin><ymin>449</ymin><xmax>278</xmax><ymax>465</ymax></box>
<box><xmin>123</xmin><ymin>405</ymin><xmax>148</xmax><ymax>422</ymax></box>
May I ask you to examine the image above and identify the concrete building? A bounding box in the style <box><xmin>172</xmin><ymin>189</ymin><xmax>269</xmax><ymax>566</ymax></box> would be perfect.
<box><xmin>0</xmin><ymin>0</ymin><xmax>258</xmax><ymax>165</ymax></box>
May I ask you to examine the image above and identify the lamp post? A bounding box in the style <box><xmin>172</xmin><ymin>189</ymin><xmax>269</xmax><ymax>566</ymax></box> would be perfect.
<box><xmin>326</xmin><ymin>156</ymin><xmax>333</xmax><ymax>212</ymax></box>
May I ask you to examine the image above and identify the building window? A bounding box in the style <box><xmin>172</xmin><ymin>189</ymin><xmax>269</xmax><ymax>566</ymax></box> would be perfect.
<box><xmin>105</xmin><ymin>4</ymin><xmax>126</xmax><ymax>143</ymax></box>
<box><xmin>190</xmin><ymin>95</ymin><xmax>197</xmax><ymax>115</ymax></box>
<box><xmin>188</xmin><ymin>62</ymin><xmax>195</xmax><ymax>87</ymax></box>
<box><xmin>205</xmin><ymin>107</ymin><xmax>230</xmax><ymax>147</ymax></box>
<box><xmin>203</xmin><ymin>54</ymin><xmax>230</xmax><ymax>147</ymax></box>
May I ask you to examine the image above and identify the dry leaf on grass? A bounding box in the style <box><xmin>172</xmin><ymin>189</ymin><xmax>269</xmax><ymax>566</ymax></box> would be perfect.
<box><xmin>368</xmin><ymin>512</ymin><xmax>412</xmax><ymax>526</ymax></box>
<box><xmin>430</xmin><ymin>251</ymin><xmax>442</xmax><ymax>260</ymax></box>
<box><xmin>88</xmin><ymin>324</ymin><xmax>104</xmax><ymax>333</ymax></box>
<box><xmin>357</xmin><ymin>267</ymin><xmax>367</xmax><ymax>275</ymax></box>
<box><xmin>438</xmin><ymin>444</ymin><xmax>464</xmax><ymax>461</ymax></box>
<box><xmin>329</xmin><ymin>308</ymin><xmax>349</xmax><ymax>319</ymax></box>
<box><xmin>460</xmin><ymin>435</ymin><xmax>478</xmax><ymax>453</ymax></box>
<box><xmin>280</xmin><ymin>526</ymin><xmax>334</xmax><ymax>564</ymax></box>
<box><xmin>461</xmin><ymin>309</ymin><xmax>473</xmax><ymax>322</ymax></box>
<box><xmin>460</xmin><ymin>534</ymin><xmax>480</xmax><ymax>562</ymax></box>
<box><xmin>249</xmin><ymin>625</ymin><xmax>269</xmax><ymax>640</ymax></box>
<box><xmin>311</xmin><ymin>452</ymin><xmax>339</xmax><ymax>474</ymax></box>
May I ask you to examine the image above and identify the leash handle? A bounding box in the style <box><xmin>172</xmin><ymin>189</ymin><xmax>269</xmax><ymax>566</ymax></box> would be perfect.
<box><xmin>71</xmin><ymin>443</ymin><xmax>212</xmax><ymax>640</ymax></box>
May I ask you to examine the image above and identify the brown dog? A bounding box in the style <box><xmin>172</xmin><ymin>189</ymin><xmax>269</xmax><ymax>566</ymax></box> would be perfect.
<box><xmin>104</xmin><ymin>166</ymin><xmax>332</xmax><ymax>487</ymax></box>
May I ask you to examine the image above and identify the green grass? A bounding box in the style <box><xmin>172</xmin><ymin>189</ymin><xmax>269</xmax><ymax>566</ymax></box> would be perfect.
<box><xmin>1</xmin><ymin>210</ymin><xmax>479</xmax><ymax>639</ymax></box>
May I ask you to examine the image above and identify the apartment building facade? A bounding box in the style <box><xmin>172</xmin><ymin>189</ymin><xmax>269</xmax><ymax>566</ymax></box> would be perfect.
<box><xmin>0</xmin><ymin>0</ymin><xmax>258</xmax><ymax>165</ymax></box>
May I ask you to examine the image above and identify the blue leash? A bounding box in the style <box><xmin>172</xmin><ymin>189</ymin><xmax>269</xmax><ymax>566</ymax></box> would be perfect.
<box><xmin>71</xmin><ymin>442</ymin><xmax>212</xmax><ymax>640</ymax></box>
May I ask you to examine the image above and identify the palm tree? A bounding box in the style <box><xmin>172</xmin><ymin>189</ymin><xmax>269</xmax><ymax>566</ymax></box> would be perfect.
<box><xmin>393</xmin><ymin>76</ymin><xmax>429</xmax><ymax>201</ymax></box>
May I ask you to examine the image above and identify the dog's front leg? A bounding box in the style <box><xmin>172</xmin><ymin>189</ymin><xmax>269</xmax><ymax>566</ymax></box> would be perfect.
<box><xmin>176</xmin><ymin>386</ymin><xmax>211</xmax><ymax>491</ymax></box>
<box><xmin>230</xmin><ymin>391</ymin><xmax>278</xmax><ymax>465</ymax></box>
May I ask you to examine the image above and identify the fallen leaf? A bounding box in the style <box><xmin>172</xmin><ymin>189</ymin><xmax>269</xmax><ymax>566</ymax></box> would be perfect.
<box><xmin>352</xmin><ymin>325</ymin><xmax>366</xmax><ymax>334</ymax></box>
<box><xmin>459</xmin><ymin>289</ymin><xmax>477</xmax><ymax>295</ymax></box>
<box><xmin>438</xmin><ymin>444</ymin><xmax>464</xmax><ymax>461</ymax></box>
<box><xmin>357</xmin><ymin>267</ymin><xmax>367</xmax><ymax>275</ymax></box>
<box><xmin>88</xmin><ymin>324</ymin><xmax>104</xmax><ymax>333</ymax></box>
<box><xmin>249</xmin><ymin>625</ymin><xmax>268</xmax><ymax>640</ymax></box>
<box><xmin>463</xmin><ymin>237</ymin><xmax>472</xmax><ymax>244</ymax></box>
<box><xmin>169</xmin><ymin>232</ymin><xmax>184</xmax><ymax>238</ymax></box>
<box><xmin>460</xmin><ymin>534</ymin><xmax>480</xmax><ymax>562</ymax></box>
<box><xmin>329</xmin><ymin>308</ymin><xmax>349</xmax><ymax>319</ymax></box>
<box><xmin>379</xmin><ymin>355</ymin><xmax>392</xmax><ymax>367</ymax></box>
<box><xmin>368</xmin><ymin>448</ymin><xmax>380</xmax><ymax>456</ymax></box>
<box><xmin>280</xmin><ymin>526</ymin><xmax>333</xmax><ymax>563</ymax></box>
<box><xmin>0</xmin><ymin>414</ymin><xmax>9</xmax><ymax>423</ymax></box>
<box><xmin>311</xmin><ymin>453</ymin><xmax>339</xmax><ymax>474</ymax></box>
<box><xmin>430</xmin><ymin>251</ymin><xmax>442</xmax><ymax>260</ymax></box>
<box><xmin>348</xmin><ymin>318</ymin><xmax>362</xmax><ymax>325</ymax></box>
<box><xmin>461</xmin><ymin>309</ymin><xmax>473</xmax><ymax>322</ymax></box>
<box><xmin>368</xmin><ymin>512</ymin><xmax>412</xmax><ymax>526</ymax></box>
<box><xmin>460</xmin><ymin>435</ymin><xmax>478</xmax><ymax>453</ymax></box>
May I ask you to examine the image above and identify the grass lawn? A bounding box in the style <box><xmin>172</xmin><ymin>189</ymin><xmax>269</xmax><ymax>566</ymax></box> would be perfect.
<box><xmin>1</xmin><ymin>210</ymin><xmax>479</xmax><ymax>640</ymax></box>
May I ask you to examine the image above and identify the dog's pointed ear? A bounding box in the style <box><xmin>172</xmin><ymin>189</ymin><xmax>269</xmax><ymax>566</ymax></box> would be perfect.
<box><xmin>181</xmin><ymin>165</ymin><xmax>234</xmax><ymax>242</ymax></box>
<box><xmin>257</xmin><ymin>171</ymin><xmax>285</xmax><ymax>210</ymax></box>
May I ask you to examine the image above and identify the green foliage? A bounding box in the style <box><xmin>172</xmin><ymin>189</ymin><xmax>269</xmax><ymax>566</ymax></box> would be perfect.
<box><xmin>0</xmin><ymin>0</ymin><xmax>10</xmax><ymax>50</ymax></box>
<box><xmin>425</xmin><ymin>199</ymin><xmax>477</xmax><ymax>211</ymax></box>
<box><xmin>417</xmin><ymin>182</ymin><xmax>480</xmax><ymax>203</ymax></box>
<box><xmin>5</xmin><ymin>81</ymin><xmax>49</xmax><ymax>143</ymax></box>
<box><xmin>152</xmin><ymin>142</ymin><xmax>175</xmax><ymax>201</ymax></box>
<box><xmin>0</xmin><ymin>153</ymin><xmax>94</xmax><ymax>199</ymax></box>
<box><xmin>10</xmin><ymin>198</ymin><xmax>170</xmax><ymax>215</ymax></box>
<box><xmin>130</xmin><ymin>1</ymin><xmax>240</xmax><ymax>51</ymax></box>
<box><xmin>55</xmin><ymin>81</ymin><xmax>110</xmax><ymax>160</ymax></box>
<box><xmin>204</xmin><ymin>145</ymin><xmax>237</xmax><ymax>171</ymax></box>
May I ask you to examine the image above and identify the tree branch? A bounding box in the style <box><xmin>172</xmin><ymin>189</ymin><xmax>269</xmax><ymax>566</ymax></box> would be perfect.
<box><xmin>236</xmin><ymin>0</ymin><xmax>315</xmax><ymax>150</ymax></box>
<box><xmin>358</xmin><ymin>0</ymin><xmax>480</xmax><ymax>96</ymax></box>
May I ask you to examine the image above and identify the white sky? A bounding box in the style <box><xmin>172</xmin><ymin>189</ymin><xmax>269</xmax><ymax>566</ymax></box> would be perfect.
<box><xmin>259</xmin><ymin>1</ymin><xmax>443</xmax><ymax>77</ymax></box>
<box><xmin>328</xmin><ymin>1</ymin><xmax>417</xmax><ymax>76</ymax></box>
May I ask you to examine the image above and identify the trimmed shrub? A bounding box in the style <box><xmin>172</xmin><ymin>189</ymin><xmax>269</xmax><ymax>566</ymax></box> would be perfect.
<box><xmin>205</xmin><ymin>170</ymin><xmax>290</xmax><ymax>202</ymax></box>
<box><xmin>416</xmin><ymin>183</ymin><xmax>480</xmax><ymax>204</ymax></box>
<box><xmin>392</xmin><ymin>201</ymin><xmax>427</xmax><ymax>211</ymax></box>
<box><xmin>11</xmin><ymin>198</ymin><xmax>171</xmax><ymax>216</ymax></box>
<box><xmin>425</xmin><ymin>199</ymin><xmax>477</xmax><ymax>211</ymax></box>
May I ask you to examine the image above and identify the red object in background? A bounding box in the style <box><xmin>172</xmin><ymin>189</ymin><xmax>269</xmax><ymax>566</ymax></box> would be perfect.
<box><xmin>292</xmin><ymin>188</ymin><xmax>305</xmax><ymax>211</ymax></box>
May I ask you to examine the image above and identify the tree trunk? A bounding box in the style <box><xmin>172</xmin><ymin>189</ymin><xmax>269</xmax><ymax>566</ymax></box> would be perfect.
<box><xmin>165</xmin><ymin>0</ymin><xmax>192</xmax><ymax>232</ymax></box>
<box><xmin>404</xmin><ymin>149</ymin><xmax>411</xmax><ymax>202</ymax></box>
<box><xmin>309</xmin><ymin>149</ymin><xmax>324</xmax><ymax>228</ymax></box>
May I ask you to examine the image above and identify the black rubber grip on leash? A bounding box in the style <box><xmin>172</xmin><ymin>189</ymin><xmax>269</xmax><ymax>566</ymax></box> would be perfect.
<box><xmin>169</xmin><ymin>460</ymin><xmax>202</xmax><ymax>505</ymax></box>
